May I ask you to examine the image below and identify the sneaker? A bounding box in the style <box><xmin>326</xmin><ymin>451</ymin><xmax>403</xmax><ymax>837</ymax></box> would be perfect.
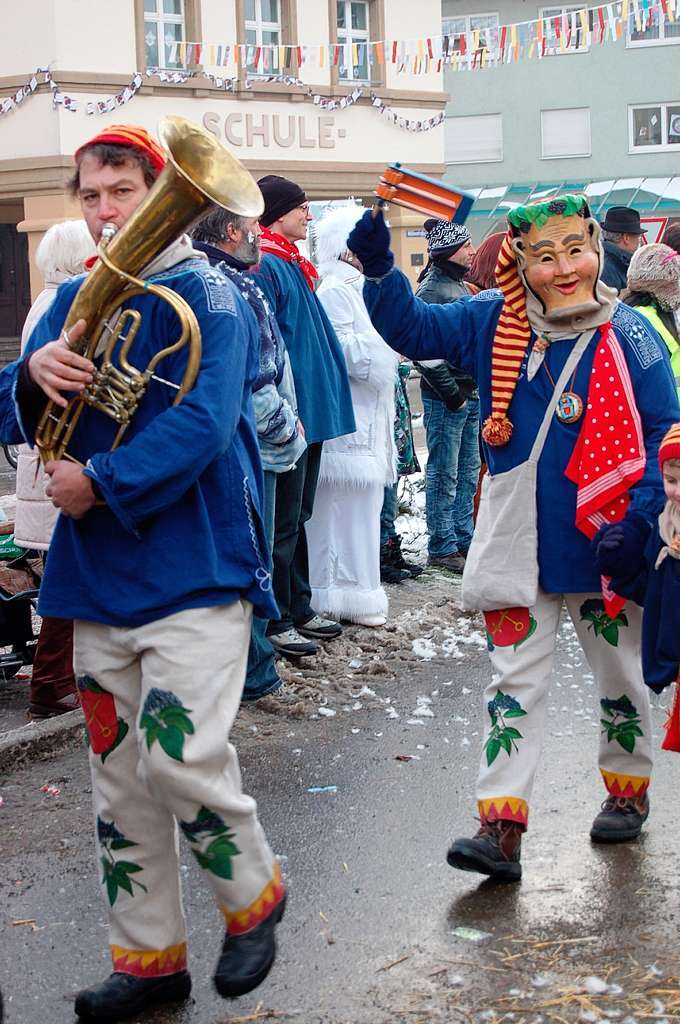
<box><xmin>267</xmin><ymin>628</ymin><xmax>319</xmax><ymax>657</ymax></box>
<box><xmin>296</xmin><ymin>615</ymin><xmax>343</xmax><ymax>640</ymax></box>
<box><xmin>351</xmin><ymin>614</ymin><xmax>387</xmax><ymax>627</ymax></box>
<box><xmin>447</xmin><ymin>819</ymin><xmax>523</xmax><ymax>882</ymax></box>
<box><xmin>253</xmin><ymin>683</ymin><xmax>306</xmax><ymax>714</ymax></box>
<box><xmin>427</xmin><ymin>553</ymin><xmax>466</xmax><ymax>574</ymax></box>
<box><xmin>74</xmin><ymin>970</ymin><xmax>191</xmax><ymax>1020</ymax></box>
<box><xmin>590</xmin><ymin>793</ymin><xmax>649</xmax><ymax>843</ymax></box>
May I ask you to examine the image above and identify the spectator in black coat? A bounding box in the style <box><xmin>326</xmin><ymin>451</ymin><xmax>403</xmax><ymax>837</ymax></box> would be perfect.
<box><xmin>600</xmin><ymin>206</ymin><xmax>645</xmax><ymax>293</ymax></box>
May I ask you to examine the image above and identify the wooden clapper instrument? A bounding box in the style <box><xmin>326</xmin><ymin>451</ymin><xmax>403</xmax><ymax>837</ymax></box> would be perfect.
<box><xmin>373</xmin><ymin>163</ymin><xmax>475</xmax><ymax>223</ymax></box>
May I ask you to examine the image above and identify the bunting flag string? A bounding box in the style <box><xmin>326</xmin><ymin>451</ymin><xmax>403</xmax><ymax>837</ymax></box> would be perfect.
<box><xmin>166</xmin><ymin>0</ymin><xmax>677</xmax><ymax>72</ymax></box>
<box><xmin>0</xmin><ymin>70</ymin><xmax>40</xmax><ymax>117</ymax></box>
<box><xmin>2</xmin><ymin>0</ymin><xmax>676</xmax><ymax>125</ymax></box>
<box><xmin>0</xmin><ymin>67</ymin><xmax>445</xmax><ymax>133</ymax></box>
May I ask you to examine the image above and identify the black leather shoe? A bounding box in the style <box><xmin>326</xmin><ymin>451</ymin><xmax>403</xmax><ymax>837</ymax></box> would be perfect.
<box><xmin>380</xmin><ymin>562</ymin><xmax>410</xmax><ymax>584</ymax></box>
<box><xmin>74</xmin><ymin>970</ymin><xmax>191</xmax><ymax>1021</ymax></box>
<box><xmin>383</xmin><ymin>536</ymin><xmax>424</xmax><ymax>578</ymax></box>
<box><xmin>214</xmin><ymin>896</ymin><xmax>286</xmax><ymax>999</ymax></box>
<box><xmin>447</xmin><ymin>819</ymin><xmax>523</xmax><ymax>882</ymax></box>
<box><xmin>590</xmin><ymin>794</ymin><xmax>649</xmax><ymax>843</ymax></box>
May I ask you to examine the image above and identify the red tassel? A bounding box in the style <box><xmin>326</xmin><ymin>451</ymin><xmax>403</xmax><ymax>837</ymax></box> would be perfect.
<box><xmin>662</xmin><ymin>682</ymin><xmax>680</xmax><ymax>752</ymax></box>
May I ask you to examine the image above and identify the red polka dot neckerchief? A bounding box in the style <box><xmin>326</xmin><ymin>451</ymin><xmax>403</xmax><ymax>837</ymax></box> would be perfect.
<box><xmin>564</xmin><ymin>322</ymin><xmax>647</xmax><ymax>616</ymax></box>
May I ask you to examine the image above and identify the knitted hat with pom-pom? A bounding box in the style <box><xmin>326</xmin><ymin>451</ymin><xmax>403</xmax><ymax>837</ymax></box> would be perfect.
<box><xmin>627</xmin><ymin>243</ymin><xmax>680</xmax><ymax>312</ymax></box>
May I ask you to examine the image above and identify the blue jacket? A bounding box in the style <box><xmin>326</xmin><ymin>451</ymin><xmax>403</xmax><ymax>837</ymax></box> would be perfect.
<box><xmin>606</xmin><ymin>518</ymin><xmax>680</xmax><ymax>693</ymax></box>
<box><xmin>364</xmin><ymin>269</ymin><xmax>679</xmax><ymax>595</ymax></box>
<box><xmin>192</xmin><ymin>240</ymin><xmax>306</xmax><ymax>472</ymax></box>
<box><xmin>601</xmin><ymin>240</ymin><xmax>632</xmax><ymax>294</ymax></box>
<box><xmin>254</xmin><ymin>254</ymin><xmax>356</xmax><ymax>445</ymax></box>
<box><xmin>0</xmin><ymin>257</ymin><xmax>279</xmax><ymax>627</ymax></box>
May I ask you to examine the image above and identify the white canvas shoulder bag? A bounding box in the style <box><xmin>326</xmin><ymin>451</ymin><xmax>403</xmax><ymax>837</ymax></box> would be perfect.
<box><xmin>461</xmin><ymin>329</ymin><xmax>596</xmax><ymax>612</ymax></box>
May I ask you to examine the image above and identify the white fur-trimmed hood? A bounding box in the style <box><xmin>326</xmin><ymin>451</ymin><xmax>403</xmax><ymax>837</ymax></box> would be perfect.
<box><xmin>313</xmin><ymin>204</ymin><xmax>365</xmax><ymax>265</ymax></box>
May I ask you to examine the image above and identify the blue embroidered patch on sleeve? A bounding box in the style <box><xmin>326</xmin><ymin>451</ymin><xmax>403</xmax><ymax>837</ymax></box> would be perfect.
<box><xmin>472</xmin><ymin>287</ymin><xmax>503</xmax><ymax>303</ymax></box>
<box><xmin>199</xmin><ymin>268</ymin><xmax>237</xmax><ymax>315</ymax></box>
<box><xmin>613</xmin><ymin>304</ymin><xmax>663</xmax><ymax>370</ymax></box>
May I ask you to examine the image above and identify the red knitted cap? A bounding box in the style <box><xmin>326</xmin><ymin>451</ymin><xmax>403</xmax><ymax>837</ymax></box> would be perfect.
<box><xmin>75</xmin><ymin>124</ymin><xmax>166</xmax><ymax>175</ymax></box>
<box><xmin>659</xmin><ymin>422</ymin><xmax>680</xmax><ymax>471</ymax></box>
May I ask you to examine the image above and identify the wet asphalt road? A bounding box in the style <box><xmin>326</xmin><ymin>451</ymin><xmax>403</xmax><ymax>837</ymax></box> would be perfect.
<box><xmin>1</xmin><ymin>612</ymin><xmax>678</xmax><ymax>1024</ymax></box>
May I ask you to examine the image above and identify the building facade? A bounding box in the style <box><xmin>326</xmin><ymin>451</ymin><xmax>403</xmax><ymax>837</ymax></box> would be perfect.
<box><xmin>441</xmin><ymin>1</ymin><xmax>680</xmax><ymax>241</ymax></box>
<box><xmin>0</xmin><ymin>0</ymin><xmax>447</xmax><ymax>355</ymax></box>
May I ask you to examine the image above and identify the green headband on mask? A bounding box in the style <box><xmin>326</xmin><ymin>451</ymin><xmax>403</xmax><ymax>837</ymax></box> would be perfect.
<box><xmin>507</xmin><ymin>194</ymin><xmax>588</xmax><ymax>232</ymax></box>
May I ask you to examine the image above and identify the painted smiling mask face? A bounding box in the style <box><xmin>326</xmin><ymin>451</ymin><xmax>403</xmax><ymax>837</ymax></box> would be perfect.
<box><xmin>510</xmin><ymin>198</ymin><xmax>601</xmax><ymax>321</ymax></box>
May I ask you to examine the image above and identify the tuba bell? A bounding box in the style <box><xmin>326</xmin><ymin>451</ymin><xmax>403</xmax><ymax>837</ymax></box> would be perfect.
<box><xmin>35</xmin><ymin>115</ymin><xmax>264</xmax><ymax>464</ymax></box>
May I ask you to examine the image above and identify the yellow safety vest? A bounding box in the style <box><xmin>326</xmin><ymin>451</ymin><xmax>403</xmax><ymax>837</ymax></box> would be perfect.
<box><xmin>637</xmin><ymin>304</ymin><xmax>680</xmax><ymax>401</ymax></box>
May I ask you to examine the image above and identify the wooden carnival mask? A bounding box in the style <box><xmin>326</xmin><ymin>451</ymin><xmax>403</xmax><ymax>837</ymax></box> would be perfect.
<box><xmin>510</xmin><ymin>197</ymin><xmax>601</xmax><ymax>321</ymax></box>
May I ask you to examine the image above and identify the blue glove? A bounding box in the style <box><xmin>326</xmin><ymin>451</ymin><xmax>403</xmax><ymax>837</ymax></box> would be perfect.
<box><xmin>592</xmin><ymin>513</ymin><xmax>651</xmax><ymax>578</ymax></box>
<box><xmin>347</xmin><ymin>208</ymin><xmax>394</xmax><ymax>279</ymax></box>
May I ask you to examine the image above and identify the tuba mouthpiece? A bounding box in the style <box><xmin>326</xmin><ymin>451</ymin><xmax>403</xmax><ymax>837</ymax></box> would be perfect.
<box><xmin>101</xmin><ymin>223</ymin><xmax>118</xmax><ymax>245</ymax></box>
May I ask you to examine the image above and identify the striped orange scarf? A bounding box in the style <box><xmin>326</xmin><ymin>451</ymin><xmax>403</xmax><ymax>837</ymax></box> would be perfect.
<box><xmin>482</xmin><ymin>229</ymin><xmax>532</xmax><ymax>447</ymax></box>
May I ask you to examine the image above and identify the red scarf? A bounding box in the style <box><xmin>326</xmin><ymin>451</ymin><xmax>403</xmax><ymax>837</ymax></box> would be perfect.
<box><xmin>565</xmin><ymin>323</ymin><xmax>646</xmax><ymax>615</ymax></box>
<box><xmin>259</xmin><ymin>227</ymin><xmax>318</xmax><ymax>292</ymax></box>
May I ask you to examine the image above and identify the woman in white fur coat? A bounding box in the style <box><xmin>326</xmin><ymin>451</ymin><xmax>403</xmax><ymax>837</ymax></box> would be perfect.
<box><xmin>306</xmin><ymin>205</ymin><xmax>399</xmax><ymax>627</ymax></box>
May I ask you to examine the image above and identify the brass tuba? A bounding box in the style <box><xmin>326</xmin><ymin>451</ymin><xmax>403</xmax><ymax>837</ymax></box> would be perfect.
<box><xmin>35</xmin><ymin>115</ymin><xmax>264</xmax><ymax>463</ymax></box>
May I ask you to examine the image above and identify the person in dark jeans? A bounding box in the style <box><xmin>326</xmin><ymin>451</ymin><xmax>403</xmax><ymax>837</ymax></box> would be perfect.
<box><xmin>415</xmin><ymin>219</ymin><xmax>479</xmax><ymax>573</ymax></box>
<box><xmin>254</xmin><ymin>176</ymin><xmax>355</xmax><ymax>657</ymax></box>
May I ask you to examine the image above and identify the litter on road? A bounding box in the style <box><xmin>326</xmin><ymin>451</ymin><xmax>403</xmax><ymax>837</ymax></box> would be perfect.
<box><xmin>451</xmin><ymin>926</ymin><xmax>493</xmax><ymax>942</ymax></box>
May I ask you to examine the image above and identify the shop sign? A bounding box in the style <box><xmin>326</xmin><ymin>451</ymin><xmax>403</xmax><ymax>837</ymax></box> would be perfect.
<box><xmin>203</xmin><ymin>112</ymin><xmax>344</xmax><ymax>149</ymax></box>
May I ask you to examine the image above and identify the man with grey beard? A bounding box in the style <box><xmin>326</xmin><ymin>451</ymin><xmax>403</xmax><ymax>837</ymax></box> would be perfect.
<box><xmin>192</xmin><ymin>209</ymin><xmax>306</xmax><ymax>707</ymax></box>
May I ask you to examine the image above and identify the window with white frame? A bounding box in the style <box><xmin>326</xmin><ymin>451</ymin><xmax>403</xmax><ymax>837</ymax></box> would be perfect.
<box><xmin>442</xmin><ymin>12</ymin><xmax>500</xmax><ymax>54</ymax></box>
<box><xmin>143</xmin><ymin>0</ymin><xmax>185</xmax><ymax>69</ymax></box>
<box><xmin>539</xmin><ymin>6</ymin><xmax>590</xmax><ymax>53</ymax></box>
<box><xmin>245</xmin><ymin>0</ymin><xmax>281</xmax><ymax>75</ymax></box>
<box><xmin>446</xmin><ymin>113</ymin><xmax>503</xmax><ymax>164</ymax></box>
<box><xmin>629</xmin><ymin>102</ymin><xmax>680</xmax><ymax>152</ymax></box>
<box><xmin>337</xmin><ymin>0</ymin><xmax>370</xmax><ymax>81</ymax></box>
<box><xmin>541</xmin><ymin>107</ymin><xmax>591</xmax><ymax>159</ymax></box>
<box><xmin>627</xmin><ymin>4</ymin><xmax>680</xmax><ymax>46</ymax></box>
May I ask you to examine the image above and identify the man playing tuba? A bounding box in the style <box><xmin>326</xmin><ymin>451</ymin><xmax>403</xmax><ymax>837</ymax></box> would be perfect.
<box><xmin>0</xmin><ymin>125</ymin><xmax>285</xmax><ymax>1020</ymax></box>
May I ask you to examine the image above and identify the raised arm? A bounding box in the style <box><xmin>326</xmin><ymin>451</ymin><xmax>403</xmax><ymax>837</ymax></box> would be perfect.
<box><xmin>348</xmin><ymin>210</ymin><xmax>481</xmax><ymax>376</ymax></box>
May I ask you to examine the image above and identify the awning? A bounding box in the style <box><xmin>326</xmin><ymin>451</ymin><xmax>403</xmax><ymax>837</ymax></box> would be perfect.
<box><xmin>462</xmin><ymin>177</ymin><xmax>680</xmax><ymax>218</ymax></box>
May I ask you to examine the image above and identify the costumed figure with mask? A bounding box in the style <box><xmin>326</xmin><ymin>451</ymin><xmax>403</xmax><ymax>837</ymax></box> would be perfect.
<box><xmin>306</xmin><ymin>204</ymin><xmax>399</xmax><ymax>627</ymax></box>
<box><xmin>348</xmin><ymin>194</ymin><xmax>679</xmax><ymax>881</ymax></box>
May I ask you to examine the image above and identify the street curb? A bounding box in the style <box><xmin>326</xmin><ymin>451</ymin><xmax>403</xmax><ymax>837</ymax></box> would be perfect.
<box><xmin>0</xmin><ymin>708</ymin><xmax>85</xmax><ymax>774</ymax></box>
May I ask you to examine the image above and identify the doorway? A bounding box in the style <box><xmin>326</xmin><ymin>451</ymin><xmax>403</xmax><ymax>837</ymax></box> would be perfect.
<box><xmin>0</xmin><ymin>223</ymin><xmax>30</xmax><ymax>366</ymax></box>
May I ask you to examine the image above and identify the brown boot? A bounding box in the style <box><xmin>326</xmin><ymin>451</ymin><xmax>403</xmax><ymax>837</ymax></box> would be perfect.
<box><xmin>447</xmin><ymin>819</ymin><xmax>523</xmax><ymax>881</ymax></box>
<box><xmin>427</xmin><ymin>552</ymin><xmax>466</xmax><ymax>574</ymax></box>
